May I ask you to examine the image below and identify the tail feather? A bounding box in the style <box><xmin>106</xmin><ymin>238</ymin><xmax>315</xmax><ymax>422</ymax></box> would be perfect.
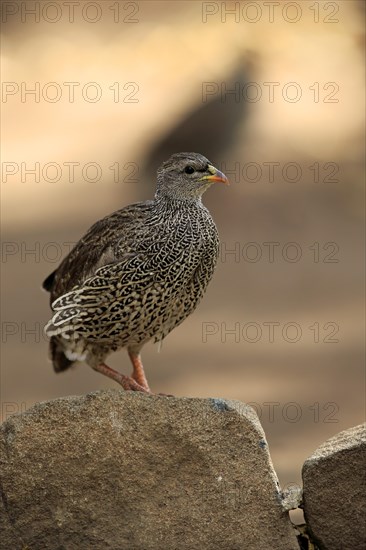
<box><xmin>49</xmin><ymin>336</ymin><xmax>74</xmax><ymax>373</ymax></box>
<box><xmin>42</xmin><ymin>270</ymin><xmax>56</xmax><ymax>292</ymax></box>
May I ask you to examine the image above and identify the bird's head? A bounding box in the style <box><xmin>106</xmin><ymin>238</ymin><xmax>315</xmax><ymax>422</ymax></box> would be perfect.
<box><xmin>155</xmin><ymin>152</ymin><xmax>229</xmax><ymax>201</ymax></box>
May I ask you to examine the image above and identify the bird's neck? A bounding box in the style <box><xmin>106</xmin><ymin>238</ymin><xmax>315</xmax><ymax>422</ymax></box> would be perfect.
<box><xmin>153</xmin><ymin>192</ymin><xmax>203</xmax><ymax>211</ymax></box>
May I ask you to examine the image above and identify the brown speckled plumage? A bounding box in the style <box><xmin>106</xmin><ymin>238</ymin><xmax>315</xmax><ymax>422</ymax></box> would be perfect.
<box><xmin>43</xmin><ymin>152</ymin><xmax>228</xmax><ymax>392</ymax></box>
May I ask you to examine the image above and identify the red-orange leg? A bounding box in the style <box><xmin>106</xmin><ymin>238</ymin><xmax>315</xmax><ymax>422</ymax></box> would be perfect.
<box><xmin>128</xmin><ymin>350</ymin><xmax>151</xmax><ymax>392</ymax></box>
<box><xmin>92</xmin><ymin>362</ymin><xmax>150</xmax><ymax>392</ymax></box>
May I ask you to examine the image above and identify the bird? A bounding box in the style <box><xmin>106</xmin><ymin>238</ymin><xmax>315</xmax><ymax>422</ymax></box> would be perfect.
<box><xmin>43</xmin><ymin>152</ymin><xmax>228</xmax><ymax>393</ymax></box>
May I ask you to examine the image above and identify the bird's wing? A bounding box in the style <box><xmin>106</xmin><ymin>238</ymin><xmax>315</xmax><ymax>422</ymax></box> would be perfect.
<box><xmin>43</xmin><ymin>200</ymin><xmax>187</xmax><ymax>342</ymax></box>
<box><xmin>43</xmin><ymin>202</ymin><xmax>153</xmax><ymax>303</ymax></box>
<box><xmin>44</xmin><ymin>255</ymin><xmax>154</xmax><ymax>341</ymax></box>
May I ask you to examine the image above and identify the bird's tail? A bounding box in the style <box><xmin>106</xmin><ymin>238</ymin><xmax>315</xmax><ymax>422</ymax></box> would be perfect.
<box><xmin>49</xmin><ymin>336</ymin><xmax>75</xmax><ymax>373</ymax></box>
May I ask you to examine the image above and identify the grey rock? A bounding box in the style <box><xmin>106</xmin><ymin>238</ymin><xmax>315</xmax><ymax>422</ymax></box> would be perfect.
<box><xmin>0</xmin><ymin>391</ymin><xmax>298</xmax><ymax>550</ymax></box>
<box><xmin>302</xmin><ymin>423</ymin><xmax>366</xmax><ymax>550</ymax></box>
<box><xmin>281</xmin><ymin>484</ymin><xmax>302</xmax><ymax>511</ymax></box>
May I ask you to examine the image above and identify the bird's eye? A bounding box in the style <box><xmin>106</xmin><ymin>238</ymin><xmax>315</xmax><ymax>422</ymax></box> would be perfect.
<box><xmin>184</xmin><ymin>165</ymin><xmax>195</xmax><ymax>174</ymax></box>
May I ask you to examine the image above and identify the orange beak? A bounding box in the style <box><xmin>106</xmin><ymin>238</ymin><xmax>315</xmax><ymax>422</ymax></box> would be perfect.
<box><xmin>200</xmin><ymin>164</ymin><xmax>229</xmax><ymax>185</ymax></box>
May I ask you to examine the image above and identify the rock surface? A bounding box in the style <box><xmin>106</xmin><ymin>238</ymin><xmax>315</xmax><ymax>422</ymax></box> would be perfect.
<box><xmin>302</xmin><ymin>423</ymin><xmax>366</xmax><ymax>550</ymax></box>
<box><xmin>0</xmin><ymin>391</ymin><xmax>298</xmax><ymax>550</ymax></box>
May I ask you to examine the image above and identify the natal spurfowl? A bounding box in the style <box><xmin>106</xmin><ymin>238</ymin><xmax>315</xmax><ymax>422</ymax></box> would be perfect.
<box><xmin>43</xmin><ymin>152</ymin><xmax>228</xmax><ymax>393</ymax></box>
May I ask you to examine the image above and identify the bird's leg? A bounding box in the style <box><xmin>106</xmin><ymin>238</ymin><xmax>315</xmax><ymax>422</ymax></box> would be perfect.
<box><xmin>128</xmin><ymin>350</ymin><xmax>151</xmax><ymax>392</ymax></box>
<box><xmin>127</xmin><ymin>350</ymin><xmax>173</xmax><ymax>396</ymax></box>
<box><xmin>92</xmin><ymin>362</ymin><xmax>150</xmax><ymax>392</ymax></box>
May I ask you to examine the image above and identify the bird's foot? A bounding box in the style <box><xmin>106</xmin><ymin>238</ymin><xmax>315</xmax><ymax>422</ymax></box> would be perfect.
<box><xmin>120</xmin><ymin>374</ymin><xmax>151</xmax><ymax>393</ymax></box>
<box><xmin>93</xmin><ymin>363</ymin><xmax>151</xmax><ymax>393</ymax></box>
<box><xmin>93</xmin><ymin>362</ymin><xmax>173</xmax><ymax>395</ymax></box>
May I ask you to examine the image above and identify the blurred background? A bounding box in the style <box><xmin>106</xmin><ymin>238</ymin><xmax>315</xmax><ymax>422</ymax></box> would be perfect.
<box><xmin>1</xmin><ymin>0</ymin><xmax>365</xmax><ymax>514</ymax></box>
